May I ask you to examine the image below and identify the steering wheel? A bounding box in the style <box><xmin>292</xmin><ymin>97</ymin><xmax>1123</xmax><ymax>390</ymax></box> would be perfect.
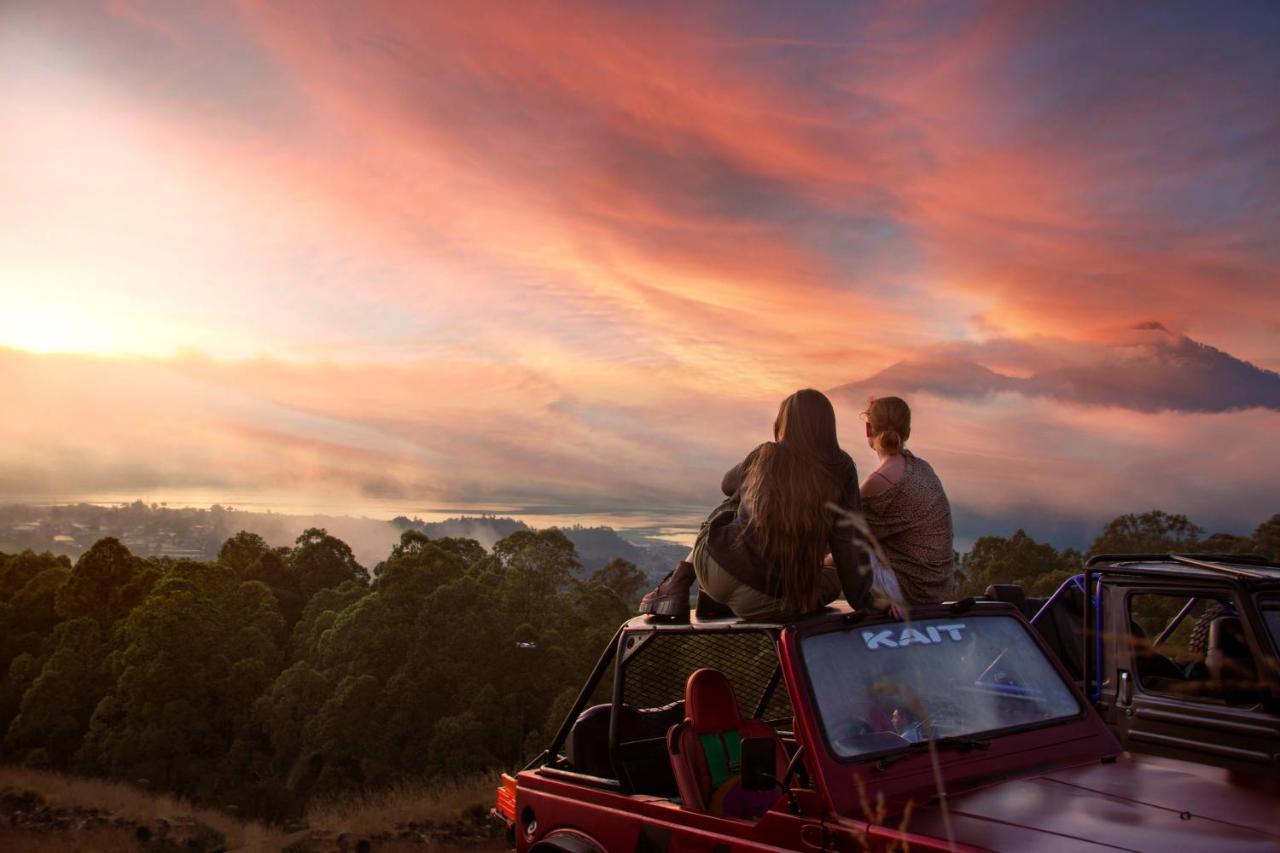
<box><xmin>781</xmin><ymin>744</ymin><xmax>808</xmax><ymax>790</ymax></box>
<box><xmin>829</xmin><ymin>718</ymin><xmax>880</xmax><ymax>755</ymax></box>
<box><xmin>901</xmin><ymin>704</ymin><xmax>963</xmax><ymax>741</ymax></box>
<box><xmin>845</xmin><ymin>717</ymin><xmax>876</xmax><ymax>736</ymax></box>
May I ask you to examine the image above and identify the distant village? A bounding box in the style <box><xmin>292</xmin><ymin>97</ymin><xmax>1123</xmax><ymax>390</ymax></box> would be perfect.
<box><xmin>0</xmin><ymin>502</ymin><xmax>234</xmax><ymax>561</ymax></box>
<box><xmin>0</xmin><ymin>501</ymin><xmax>686</xmax><ymax>577</ymax></box>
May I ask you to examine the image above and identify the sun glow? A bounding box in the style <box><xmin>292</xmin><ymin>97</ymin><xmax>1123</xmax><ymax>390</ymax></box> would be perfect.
<box><xmin>0</xmin><ymin>294</ymin><xmax>122</xmax><ymax>355</ymax></box>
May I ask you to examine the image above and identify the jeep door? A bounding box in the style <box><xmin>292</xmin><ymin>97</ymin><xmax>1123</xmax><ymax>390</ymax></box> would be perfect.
<box><xmin>1103</xmin><ymin>581</ymin><xmax>1280</xmax><ymax>775</ymax></box>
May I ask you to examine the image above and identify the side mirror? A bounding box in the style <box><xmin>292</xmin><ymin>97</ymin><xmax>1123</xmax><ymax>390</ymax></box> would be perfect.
<box><xmin>740</xmin><ymin>737</ymin><xmax>777</xmax><ymax>791</ymax></box>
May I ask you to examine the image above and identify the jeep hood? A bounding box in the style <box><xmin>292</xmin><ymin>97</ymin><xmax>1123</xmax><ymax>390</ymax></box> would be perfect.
<box><xmin>905</xmin><ymin>753</ymin><xmax>1280</xmax><ymax>851</ymax></box>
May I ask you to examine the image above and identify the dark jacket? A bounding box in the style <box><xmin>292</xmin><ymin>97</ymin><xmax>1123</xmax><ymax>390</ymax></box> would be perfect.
<box><xmin>704</xmin><ymin>442</ymin><xmax>872</xmax><ymax>609</ymax></box>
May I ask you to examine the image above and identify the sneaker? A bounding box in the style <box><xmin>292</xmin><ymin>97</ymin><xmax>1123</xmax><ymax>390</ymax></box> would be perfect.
<box><xmin>638</xmin><ymin>560</ymin><xmax>695</xmax><ymax>620</ymax></box>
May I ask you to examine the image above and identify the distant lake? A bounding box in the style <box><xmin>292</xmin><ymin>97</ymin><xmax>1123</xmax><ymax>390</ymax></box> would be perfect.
<box><xmin>5</xmin><ymin>490</ymin><xmax>706</xmax><ymax>547</ymax></box>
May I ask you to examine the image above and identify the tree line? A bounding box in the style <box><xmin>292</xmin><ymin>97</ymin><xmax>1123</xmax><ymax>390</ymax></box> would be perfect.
<box><xmin>956</xmin><ymin>510</ymin><xmax>1280</xmax><ymax>597</ymax></box>
<box><xmin>0</xmin><ymin>526</ymin><xmax>644</xmax><ymax>819</ymax></box>
<box><xmin>0</xmin><ymin>510</ymin><xmax>1276</xmax><ymax>820</ymax></box>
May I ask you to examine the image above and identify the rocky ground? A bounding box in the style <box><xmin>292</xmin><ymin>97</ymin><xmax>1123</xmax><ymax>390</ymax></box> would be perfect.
<box><xmin>1</xmin><ymin>785</ymin><xmax>505</xmax><ymax>852</ymax></box>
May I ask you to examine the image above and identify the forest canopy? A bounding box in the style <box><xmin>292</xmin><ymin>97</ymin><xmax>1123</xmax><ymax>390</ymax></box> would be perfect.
<box><xmin>0</xmin><ymin>525</ymin><xmax>643</xmax><ymax>819</ymax></box>
<box><xmin>0</xmin><ymin>510</ymin><xmax>1275</xmax><ymax>820</ymax></box>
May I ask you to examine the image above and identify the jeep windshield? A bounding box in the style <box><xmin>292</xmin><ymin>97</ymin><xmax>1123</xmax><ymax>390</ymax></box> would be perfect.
<box><xmin>801</xmin><ymin>614</ymin><xmax>1083</xmax><ymax>761</ymax></box>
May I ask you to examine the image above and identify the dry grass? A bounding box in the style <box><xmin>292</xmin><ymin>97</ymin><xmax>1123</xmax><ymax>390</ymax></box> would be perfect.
<box><xmin>0</xmin><ymin>766</ymin><xmax>504</xmax><ymax>851</ymax></box>
<box><xmin>0</xmin><ymin>766</ymin><xmax>304</xmax><ymax>851</ymax></box>
<box><xmin>305</xmin><ymin>773</ymin><xmax>498</xmax><ymax>836</ymax></box>
<box><xmin>2</xmin><ymin>765</ymin><xmax>205</xmax><ymax>822</ymax></box>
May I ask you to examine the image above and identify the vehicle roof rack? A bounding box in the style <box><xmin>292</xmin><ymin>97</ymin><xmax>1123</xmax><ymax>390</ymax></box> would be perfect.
<box><xmin>1084</xmin><ymin>552</ymin><xmax>1280</xmax><ymax>579</ymax></box>
<box><xmin>1085</xmin><ymin>553</ymin><xmax>1275</xmax><ymax>567</ymax></box>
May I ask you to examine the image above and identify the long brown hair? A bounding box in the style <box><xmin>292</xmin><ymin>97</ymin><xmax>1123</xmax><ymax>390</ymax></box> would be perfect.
<box><xmin>741</xmin><ymin>389</ymin><xmax>850</xmax><ymax>614</ymax></box>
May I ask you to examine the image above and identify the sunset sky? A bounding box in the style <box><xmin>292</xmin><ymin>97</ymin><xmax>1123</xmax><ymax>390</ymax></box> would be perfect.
<box><xmin>2</xmin><ymin>1</ymin><xmax>1278</xmax><ymax>547</ymax></box>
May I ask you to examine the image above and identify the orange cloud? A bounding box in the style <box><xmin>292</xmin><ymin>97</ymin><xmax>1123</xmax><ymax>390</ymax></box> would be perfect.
<box><xmin>2</xmin><ymin>2</ymin><xmax>1278</xmax><ymax>543</ymax></box>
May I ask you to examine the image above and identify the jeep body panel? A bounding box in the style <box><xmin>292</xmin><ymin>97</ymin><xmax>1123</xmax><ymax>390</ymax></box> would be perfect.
<box><xmin>512</xmin><ymin>770</ymin><xmax>969</xmax><ymax>852</ymax></box>
<box><xmin>908</xmin><ymin>754</ymin><xmax>1280</xmax><ymax>851</ymax></box>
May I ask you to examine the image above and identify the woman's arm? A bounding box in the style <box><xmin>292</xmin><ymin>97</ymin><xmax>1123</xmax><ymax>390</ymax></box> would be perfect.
<box><xmin>721</xmin><ymin>443</ymin><xmax>765</xmax><ymax>496</ymax></box>
<box><xmin>831</xmin><ymin>476</ymin><xmax>873</xmax><ymax>607</ymax></box>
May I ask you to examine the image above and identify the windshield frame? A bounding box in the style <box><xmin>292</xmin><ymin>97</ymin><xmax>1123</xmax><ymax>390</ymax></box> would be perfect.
<box><xmin>793</xmin><ymin>610</ymin><xmax>1088</xmax><ymax>766</ymax></box>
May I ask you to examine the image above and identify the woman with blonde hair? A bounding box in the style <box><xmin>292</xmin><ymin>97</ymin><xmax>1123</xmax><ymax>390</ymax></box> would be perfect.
<box><xmin>860</xmin><ymin>396</ymin><xmax>955</xmax><ymax>604</ymax></box>
<box><xmin>640</xmin><ymin>389</ymin><xmax>873</xmax><ymax>621</ymax></box>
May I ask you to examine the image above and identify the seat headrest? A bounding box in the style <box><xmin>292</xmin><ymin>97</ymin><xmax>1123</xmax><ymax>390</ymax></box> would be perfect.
<box><xmin>685</xmin><ymin>668</ymin><xmax>741</xmax><ymax>732</ymax></box>
<box><xmin>985</xmin><ymin>584</ymin><xmax>1027</xmax><ymax>609</ymax></box>
<box><xmin>1208</xmin><ymin>616</ymin><xmax>1249</xmax><ymax>657</ymax></box>
<box><xmin>566</xmin><ymin>703</ymin><xmax>623</xmax><ymax>778</ymax></box>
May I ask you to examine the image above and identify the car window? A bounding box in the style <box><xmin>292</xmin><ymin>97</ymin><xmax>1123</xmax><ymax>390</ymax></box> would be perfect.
<box><xmin>800</xmin><ymin>615</ymin><xmax>1081</xmax><ymax>761</ymax></box>
<box><xmin>1129</xmin><ymin>593</ymin><xmax>1233</xmax><ymax>660</ymax></box>
<box><xmin>1127</xmin><ymin>591</ymin><xmax>1260</xmax><ymax>703</ymax></box>
<box><xmin>1263</xmin><ymin>606</ymin><xmax>1280</xmax><ymax>652</ymax></box>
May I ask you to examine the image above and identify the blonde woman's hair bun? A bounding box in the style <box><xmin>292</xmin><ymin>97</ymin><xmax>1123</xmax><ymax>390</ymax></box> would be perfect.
<box><xmin>865</xmin><ymin>396</ymin><xmax>911</xmax><ymax>455</ymax></box>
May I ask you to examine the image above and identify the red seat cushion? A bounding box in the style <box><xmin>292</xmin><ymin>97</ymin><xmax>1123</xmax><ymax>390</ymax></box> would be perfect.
<box><xmin>667</xmin><ymin>668</ymin><xmax>787</xmax><ymax>819</ymax></box>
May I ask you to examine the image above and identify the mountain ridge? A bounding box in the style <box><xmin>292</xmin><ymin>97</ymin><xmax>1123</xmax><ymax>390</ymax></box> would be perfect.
<box><xmin>832</xmin><ymin>328</ymin><xmax>1280</xmax><ymax>413</ymax></box>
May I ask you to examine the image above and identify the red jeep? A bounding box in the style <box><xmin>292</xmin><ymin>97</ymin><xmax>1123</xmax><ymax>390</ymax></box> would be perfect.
<box><xmin>495</xmin><ymin>601</ymin><xmax>1280</xmax><ymax>851</ymax></box>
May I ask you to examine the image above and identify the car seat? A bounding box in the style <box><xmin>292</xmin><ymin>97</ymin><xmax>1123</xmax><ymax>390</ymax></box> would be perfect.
<box><xmin>566</xmin><ymin>701</ymin><xmax>685</xmax><ymax>795</ymax></box>
<box><xmin>1206</xmin><ymin>616</ymin><xmax>1255</xmax><ymax>685</ymax></box>
<box><xmin>1129</xmin><ymin>619</ymin><xmax>1185</xmax><ymax>686</ymax></box>
<box><xmin>985</xmin><ymin>584</ymin><xmax>1036</xmax><ymax>620</ymax></box>
<box><xmin>566</xmin><ymin>703</ymin><xmax>620</xmax><ymax>778</ymax></box>
<box><xmin>667</xmin><ymin>668</ymin><xmax>787</xmax><ymax>819</ymax></box>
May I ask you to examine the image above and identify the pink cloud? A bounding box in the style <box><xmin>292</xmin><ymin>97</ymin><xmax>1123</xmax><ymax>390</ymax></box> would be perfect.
<box><xmin>2</xmin><ymin>2</ymin><xmax>1277</xmax><ymax>543</ymax></box>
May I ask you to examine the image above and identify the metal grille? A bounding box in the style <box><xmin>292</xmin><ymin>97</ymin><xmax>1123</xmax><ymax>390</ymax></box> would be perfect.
<box><xmin>621</xmin><ymin>631</ymin><xmax>790</xmax><ymax>721</ymax></box>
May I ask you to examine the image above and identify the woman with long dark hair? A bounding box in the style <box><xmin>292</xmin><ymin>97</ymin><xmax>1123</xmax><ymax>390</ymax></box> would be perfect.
<box><xmin>641</xmin><ymin>389</ymin><xmax>872</xmax><ymax>621</ymax></box>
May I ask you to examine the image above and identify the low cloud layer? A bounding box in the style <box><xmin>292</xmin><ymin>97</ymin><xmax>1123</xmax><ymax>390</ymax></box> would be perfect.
<box><xmin>4</xmin><ymin>346</ymin><xmax>1278</xmax><ymax>550</ymax></box>
<box><xmin>833</xmin><ymin>325</ymin><xmax>1280</xmax><ymax>414</ymax></box>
